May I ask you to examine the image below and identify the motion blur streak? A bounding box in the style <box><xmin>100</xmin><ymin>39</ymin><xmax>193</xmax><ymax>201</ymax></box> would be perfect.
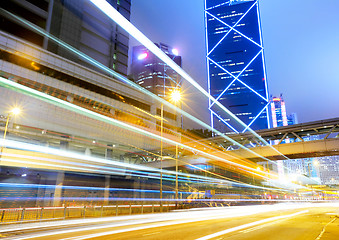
<box><xmin>195</xmin><ymin>210</ymin><xmax>309</xmax><ymax>240</ymax></box>
<box><xmin>6</xmin><ymin>204</ymin><xmax>313</xmax><ymax>240</ymax></box>
<box><xmin>1</xmin><ymin>139</ymin><xmax>219</xmax><ymax>182</ymax></box>
<box><xmin>1</xmin><ymin>196</ymin><xmax>307</xmax><ymax>202</ymax></box>
<box><xmin>0</xmin><ymin>77</ymin><xmax>280</xmax><ymax>180</ymax></box>
<box><xmin>1</xmin><ymin>140</ymin><xmax>272</xmax><ymax>189</ymax></box>
<box><xmin>1</xmin><ymin>8</ymin><xmax>289</xmax><ymax>168</ymax></box>
<box><xmin>88</xmin><ymin>0</ymin><xmax>289</xmax><ymax>161</ymax></box>
<box><xmin>0</xmin><ymin>183</ymin><xmax>186</xmax><ymax>194</ymax></box>
<box><xmin>1</xmin><ymin>151</ymin><xmax>214</xmax><ymax>184</ymax></box>
<box><xmin>3</xmin><ymin>203</ymin><xmax>339</xmax><ymax>236</ymax></box>
<box><xmin>1</xmin><ymin>157</ymin><xmax>222</xmax><ymax>186</ymax></box>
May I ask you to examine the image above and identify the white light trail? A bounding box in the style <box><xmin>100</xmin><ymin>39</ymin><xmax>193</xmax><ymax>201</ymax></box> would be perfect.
<box><xmin>0</xmin><ymin>77</ymin><xmax>279</xmax><ymax>181</ymax></box>
<box><xmin>1</xmin><ymin>9</ymin><xmax>289</xmax><ymax>171</ymax></box>
<box><xmin>195</xmin><ymin>210</ymin><xmax>308</xmax><ymax>240</ymax></box>
<box><xmin>1</xmin><ymin>139</ymin><xmax>243</xmax><ymax>186</ymax></box>
<box><xmin>4</xmin><ymin>204</ymin><xmax>313</xmax><ymax>240</ymax></box>
<box><xmin>88</xmin><ymin>0</ymin><xmax>288</xmax><ymax>161</ymax></box>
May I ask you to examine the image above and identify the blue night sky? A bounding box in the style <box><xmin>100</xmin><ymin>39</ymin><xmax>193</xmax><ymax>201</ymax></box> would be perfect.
<box><xmin>130</xmin><ymin>0</ymin><xmax>339</xmax><ymax>125</ymax></box>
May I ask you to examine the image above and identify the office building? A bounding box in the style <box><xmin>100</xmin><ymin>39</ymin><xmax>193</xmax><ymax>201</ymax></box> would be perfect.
<box><xmin>315</xmin><ymin>156</ymin><xmax>339</xmax><ymax>185</ymax></box>
<box><xmin>130</xmin><ymin>43</ymin><xmax>182</xmax><ymax>98</ymax></box>
<box><xmin>287</xmin><ymin>112</ymin><xmax>298</xmax><ymax>126</ymax></box>
<box><xmin>270</xmin><ymin>94</ymin><xmax>288</xmax><ymax>128</ymax></box>
<box><xmin>270</xmin><ymin>94</ymin><xmax>298</xmax><ymax>128</ymax></box>
<box><xmin>205</xmin><ymin>0</ymin><xmax>270</xmax><ymax>133</ymax></box>
<box><xmin>0</xmin><ymin>0</ymin><xmax>130</xmax><ymax>76</ymax></box>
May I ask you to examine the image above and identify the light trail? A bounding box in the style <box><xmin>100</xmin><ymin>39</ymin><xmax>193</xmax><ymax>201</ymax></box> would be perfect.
<box><xmin>0</xmin><ymin>76</ymin><xmax>281</xmax><ymax>182</ymax></box>
<box><xmin>126</xmin><ymin>142</ymin><xmax>271</xmax><ymax>184</ymax></box>
<box><xmin>88</xmin><ymin>0</ymin><xmax>290</xmax><ymax>161</ymax></box>
<box><xmin>0</xmin><ymin>8</ymin><xmax>290</xmax><ymax>170</ymax></box>
<box><xmin>0</xmin><ymin>197</ymin><xmax>301</xmax><ymax>202</ymax></box>
<box><xmin>1</xmin><ymin>203</ymin><xmax>338</xmax><ymax>238</ymax></box>
<box><xmin>2</xmin><ymin>157</ymin><xmax>197</xmax><ymax>184</ymax></box>
<box><xmin>1</xmin><ymin>154</ymin><xmax>224</xmax><ymax>186</ymax></box>
<box><xmin>1</xmin><ymin>155</ymin><xmax>279</xmax><ymax>192</ymax></box>
<box><xmin>195</xmin><ymin>210</ymin><xmax>309</xmax><ymax>240</ymax></box>
<box><xmin>0</xmin><ymin>183</ymin><xmax>192</xmax><ymax>195</ymax></box>
<box><xmin>3</xmin><ymin>204</ymin><xmax>314</xmax><ymax>240</ymax></box>
<box><xmin>1</xmin><ymin>149</ymin><xmax>224</xmax><ymax>185</ymax></box>
<box><xmin>2</xmin><ymin>139</ymin><xmax>279</xmax><ymax>190</ymax></box>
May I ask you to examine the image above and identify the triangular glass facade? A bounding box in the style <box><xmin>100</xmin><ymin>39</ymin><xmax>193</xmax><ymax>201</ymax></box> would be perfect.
<box><xmin>205</xmin><ymin>0</ymin><xmax>270</xmax><ymax>133</ymax></box>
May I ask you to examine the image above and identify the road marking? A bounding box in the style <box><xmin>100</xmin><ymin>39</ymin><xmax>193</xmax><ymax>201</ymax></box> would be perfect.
<box><xmin>315</xmin><ymin>217</ymin><xmax>337</xmax><ymax>240</ymax></box>
<box><xmin>195</xmin><ymin>210</ymin><xmax>308</xmax><ymax>240</ymax></box>
<box><xmin>240</xmin><ymin>222</ymin><xmax>274</xmax><ymax>234</ymax></box>
<box><xmin>142</xmin><ymin>231</ymin><xmax>160</xmax><ymax>236</ymax></box>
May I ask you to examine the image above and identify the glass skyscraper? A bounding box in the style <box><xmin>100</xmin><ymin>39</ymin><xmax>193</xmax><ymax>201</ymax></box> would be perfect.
<box><xmin>205</xmin><ymin>0</ymin><xmax>270</xmax><ymax>133</ymax></box>
<box><xmin>270</xmin><ymin>94</ymin><xmax>288</xmax><ymax>128</ymax></box>
<box><xmin>130</xmin><ymin>43</ymin><xmax>182</xmax><ymax>98</ymax></box>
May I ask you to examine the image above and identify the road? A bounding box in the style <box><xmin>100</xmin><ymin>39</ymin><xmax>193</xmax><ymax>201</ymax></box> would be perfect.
<box><xmin>1</xmin><ymin>203</ymin><xmax>338</xmax><ymax>240</ymax></box>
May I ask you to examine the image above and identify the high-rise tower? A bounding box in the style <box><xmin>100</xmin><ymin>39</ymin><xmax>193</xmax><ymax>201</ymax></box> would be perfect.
<box><xmin>270</xmin><ymin>94</ymin><xmax>298</xmax><ymax>127</ymax></box>
<box><xmin>131</xmin><ymin>43</ymin><xmax>182</xmax><ymax>98</ymax></box>
<box><xmin>204</xmin><ymin>0</ymin><xmax>270</xmax><ymax>133</ymax></box>
<box><xmin>270</xmin><ymin>94</ymin><xmax>288</xmax><ymax>128</ymax></box>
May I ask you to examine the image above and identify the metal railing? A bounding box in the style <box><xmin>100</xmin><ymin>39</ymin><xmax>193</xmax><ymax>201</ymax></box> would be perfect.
<box><xmin>0</xmin><ymin>203</ymin><xmax>176</xmax><ymax>224</ymax></box>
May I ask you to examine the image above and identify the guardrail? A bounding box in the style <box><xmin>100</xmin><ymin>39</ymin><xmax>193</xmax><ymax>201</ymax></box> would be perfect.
<box><xmin>0</xmin><ymin>203</ymin><xmax>176</xmax><ymax>224</ymax></box>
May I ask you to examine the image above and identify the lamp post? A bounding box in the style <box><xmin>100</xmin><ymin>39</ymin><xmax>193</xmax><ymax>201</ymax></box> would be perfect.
<box><xmin>170</xmin><ymin>89</ymin><xmax>182</xmax><ymax>203</ymax></box>
<box><xmin>159</xmin><ymin>48</ymin><xmax>181</xmax><ymax>210</ymax></box>
<box><xmin>160</xmin><ymin>102</ymin><xmax>163</xmax><ymax>212</ymax></box>
<box><xmin>0</xmin><ymin>108</ymin><xmax>21</xmax><ymax>158</ymax></box>
<box><xmin>159</xmin><ymin>90</ymin><xmax>182</xmax><ymax>211</ymax></box>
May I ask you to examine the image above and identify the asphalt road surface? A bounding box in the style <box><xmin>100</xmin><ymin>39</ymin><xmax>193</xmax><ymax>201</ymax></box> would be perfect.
<box><xmin>1</xmin><ymin>203</ymin><xmax>338</xmax><ymax>240</ymax></box>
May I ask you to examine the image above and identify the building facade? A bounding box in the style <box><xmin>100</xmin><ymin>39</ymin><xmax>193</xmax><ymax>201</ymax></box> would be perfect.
<box><xmin>270</xmin><ymin>94</ymin><xmax>288</xmax><ymax>128</ymax></box>
<box><xmin>270</xmin><ymin>94</ymin><xmax>298</xmax><ymax>128</ymax></box>
<box><xmin>315</xmin><ymin>156</ymin><xmax>339</xmax><ymax>185</ymax></box>
<box><xmin>130</xmin><ymin>43</ymin><xmax>182</xmax><ymax>99</ymax></box>
<box><xmin>287</xmin><ymin>112</ymin><xmax>298</xmax><ymax>126</ymax></box>
<box><xmin>204</xmin><ymin>0</ymin><xmax>270</xmax><ymax>133</ymax></box>
<box><xmin>0</xmin><ymin>0</ymin><xmax>130</xmax><ymax>76</ymax></box>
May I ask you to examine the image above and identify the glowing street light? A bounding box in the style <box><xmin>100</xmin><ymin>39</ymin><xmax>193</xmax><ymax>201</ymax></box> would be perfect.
<box><xmin>169</xmin><ymin>89</ymin><xmax>182</xmax><ymax>203</ymax></box>
<box><xmin>1</xmin><ymin>107</ymin><xmax>21</xmax><ymax>157</ymax></box>
<box><xmin>160</xmin><ymin>89</ymin><xmax>182</xmax><ymax>210</ymax></box>
<box><xmin>170</xmin><ymin>89</ymin><xmax>181</xmax><ymax>103</ymax></box>
<box><xmin>11</xmin><ymin>108</ymin><xmax>21</xmax><ymax>115</ymax></box>
<box><xmin>137</xmin><ymin>52</ymin><xmax>148</xmax><ymax>60</ymax></box>
<box><xmin>172</xmin><ymin>48</ymin><xmax>179</xmax><ymax>56</ymax></box>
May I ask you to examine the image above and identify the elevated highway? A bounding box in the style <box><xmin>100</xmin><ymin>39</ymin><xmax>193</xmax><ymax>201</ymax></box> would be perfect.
<box><xmin>146</xmin><ymin>118</ymin><xmax>339</xmax><ymax>168</ymax></box>
<box><xmin>206</xmin><ymin>118</ymin><xmax>339</xmax><ymax>150</ymax></box>
<box><xmin>223</xmin><ymin>138</ymin><xmax>338</xmax><ymax>162</ymax></box>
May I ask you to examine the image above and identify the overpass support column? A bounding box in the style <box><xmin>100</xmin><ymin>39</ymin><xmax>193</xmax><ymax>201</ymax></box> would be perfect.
<box><xmin>60</xmin><ymin>140</ymin><xmax>69</xmax><ymax>150</ymax></box>
<box><xmin>105</xmin><ymin>144</ymin><xmax>113</xmax><ymax>160</ymax></box>
<box><xmin>53</xmin><ymin>140</ymin><xmax>68</xmax><ymax>207</ymax></box>
<box><xmin>133</xmin><ymin>180</ymin><xmax>140</xmax><ymax>199</ymax></box>
<box><xmin>104</xmin><ymin>175</ymin><xmax>110</xmax><ymax>206</ymax></box>
<box><xmin>104</xmin><ymin>144</ymin><xmax>113</xmax><ymax>205</ymax></box>
<box><xmin>53</xmin><ymin>172</ymin><xmax>64</xmax><ymax>207</ymax></box>
<box><xmin>85</xmin><ymin>147</ymin><xmax>91</xmax><ymax>155</ymax></box>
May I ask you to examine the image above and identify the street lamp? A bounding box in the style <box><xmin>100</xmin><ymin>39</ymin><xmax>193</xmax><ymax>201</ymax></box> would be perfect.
<box><xmin>170</xmin><ymin>89</ymin><xmax>182</xmax><ymax>203</ymax></box>
<box><xmin>159</xmin><ymin>90</ymin><xmax>182</xmax><ymax>211</ymax></box>
<box><xmin>170</xmin><ymin>89</ymin><xmax>181</xmax><ymax>103</ymax></box>
<box><xmin>1</xmin><ymin>107</ymin><xmax>21</xmax><ymax>157</ymax></box>
<box><xmin>160</xmin><ymin>102</ymin><xmax>164</xmax><ymax>212</ymax></box>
